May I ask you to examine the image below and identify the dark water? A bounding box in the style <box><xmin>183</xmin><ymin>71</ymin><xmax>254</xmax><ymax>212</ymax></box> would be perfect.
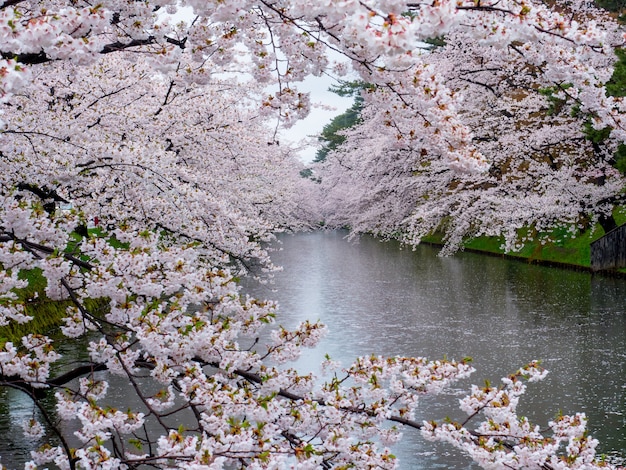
<box><xmin>1</xmin><ymin>230</ymin><xmax>625</xmax><ymax>469</ymax></box>
<box><xmin>244</xmin><ymin>231</ymin><xmax>626</xmax><ymax>468</ymax></box>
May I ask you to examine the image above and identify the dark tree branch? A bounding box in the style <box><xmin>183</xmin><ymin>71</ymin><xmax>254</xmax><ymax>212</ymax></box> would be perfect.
<box><xmin>4</xmin><ymin>129</ymin><xmax>88</xmax><ymax>151</ymax></box>
<box><xmin>456</xmin><ymin>4</ymin><xmax>516</xmax><ymax>14</ymax></box>
<box><xmin>17</xmin><ymin>182</ymin><xmax>69</xmax><ymax>204</ymax></box>
<box><xmin>1</xmin><ymin>353</ymin><xmax>559</xmax><ymax>470</ymax></box>
<box><xmin>100</xmin><ymin>38</ymin><xmax>158</xmax><ymax>54</ymax></box>
<box><xmin>2</xmin><ymin>36</ymin><xmax>187</xmax><ymax>66</ymax></box>
<box><xmin>1</xmin><ymin>51</ymin><xmax>48</xmax><ymax>64</ymax></box>
<box><xmin>206</xmin><ymin>359</ymin><xmax>428</xmax><ymax>432</ymax></box>
<box><xmin>3</xmin><ymin>382</ymin><xmax>78</xmax><ymax>470</ymax></box>
<box><xmin>0</xmin><ymin>0</ymin><xmax>26</xmax><ymax>8</ymax></box>
<box><xmin>1</xmin><ymin>233</ymin><xmax>94</xmax><ymax>271</ymax></box>
<box><xmin>154</xmin><ymin>79</ymin><xmax>176</xmax><ymax>116</ymax></box>
<box><xmin>47</xmin><ymin>363</ymin><xmax>108</xmax><ymax>387</ymax></box>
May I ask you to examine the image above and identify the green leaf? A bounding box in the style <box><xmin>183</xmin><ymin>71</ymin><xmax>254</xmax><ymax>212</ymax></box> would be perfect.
<box><xmin>129</xmin><ymin>438</ymin><xmax>143</xmax><ymax>451</ymax></box>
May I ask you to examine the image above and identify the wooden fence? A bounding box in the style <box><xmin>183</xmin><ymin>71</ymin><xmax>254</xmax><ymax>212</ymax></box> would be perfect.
<box><xmin>590</xmin><ymin>223</ymin><xmax>626</xmax><ymax>272</ymax></box>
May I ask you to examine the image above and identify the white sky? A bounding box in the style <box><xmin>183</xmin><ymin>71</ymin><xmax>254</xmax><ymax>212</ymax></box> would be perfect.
<box><xmin>278</xmin><ymin>73</ymin><xmax>355</xmax><ymax>164</ymax></box>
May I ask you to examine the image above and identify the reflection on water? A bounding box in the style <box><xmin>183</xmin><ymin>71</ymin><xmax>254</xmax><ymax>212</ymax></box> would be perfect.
<box><xmin>244</xmin><ymin>231</ymin><xmax>626</xmax><ymax>469</ymax></box>
<box><xmin>1</xmin><ymin>230</ymin><xmax>625</xmax><ymax>469</ymax></box>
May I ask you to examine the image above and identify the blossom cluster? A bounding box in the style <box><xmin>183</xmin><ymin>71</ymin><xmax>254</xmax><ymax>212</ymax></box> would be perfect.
<box><xmin>422</xmin><ymin>363</ymin><xmax>613</xmax><ymax>469</ymax></box>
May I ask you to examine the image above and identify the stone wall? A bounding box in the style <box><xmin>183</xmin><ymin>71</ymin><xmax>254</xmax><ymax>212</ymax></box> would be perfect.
<box><xmin>591</xmin><ymin>224</ymin><xmax>626</xmax><ymax>271</ymax></box>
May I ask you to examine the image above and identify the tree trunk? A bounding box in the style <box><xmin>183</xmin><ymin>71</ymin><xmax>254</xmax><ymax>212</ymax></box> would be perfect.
<box><xmin>599</xmin><ymin>212</ymin><xmax>618</xmax><ymax>234</ymax></box>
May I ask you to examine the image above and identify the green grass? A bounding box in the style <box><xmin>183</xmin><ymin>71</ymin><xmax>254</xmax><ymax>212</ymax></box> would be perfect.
<box><xmin>0</xmin><ymin>227</ymin><xmax>126</xmax><ymax>342</ymax></box>
<box><xmin>0</xmin><ymin>267</ymin><xmax>108</xmax><ymax>344</ymax></box>
<box><xmin>0</xmin><ymin>297</ymin><xmax>108</xmax><ymax>344</ymax></box>
<box><xmin>423</xmin><ymin>207</ymin><xmax>626</xmax><ymax>272</ymax></box>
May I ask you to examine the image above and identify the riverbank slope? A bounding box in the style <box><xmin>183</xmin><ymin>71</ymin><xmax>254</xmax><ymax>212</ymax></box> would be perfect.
<box><xmin>422</xmin><ymin>210</ymin><xmax>626</xmax><ymax>275</ymax></box>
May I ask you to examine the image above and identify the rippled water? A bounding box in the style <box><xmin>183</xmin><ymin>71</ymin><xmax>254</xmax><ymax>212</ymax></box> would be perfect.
<box><xmin>1</xmin><ymin>230</ymin><xmax>625</xmax><ymax>469</ymax></box>
<box><xmin>244</xmin><ymin>231</ymin><xmax>626</xmax><ymax>468</ymax></box>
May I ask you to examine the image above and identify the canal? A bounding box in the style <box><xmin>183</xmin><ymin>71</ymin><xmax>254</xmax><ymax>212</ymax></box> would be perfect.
<box><xmin>244</xmin><ymin>230</ymin><xmax>626</xmax><ymax>468</ymax></box>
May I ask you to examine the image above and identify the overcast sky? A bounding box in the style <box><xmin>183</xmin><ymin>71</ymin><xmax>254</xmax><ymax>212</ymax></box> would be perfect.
<box><xmin>278</xmin><ymin>73</ymin><xmax>354</xmax><ymax>164</ymax></box>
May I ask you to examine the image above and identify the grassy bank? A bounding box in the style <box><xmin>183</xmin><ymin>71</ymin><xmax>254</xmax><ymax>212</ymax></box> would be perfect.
<box><xmin>0</xmin><ymin>229</ymin><xmax>119</xmax><ymax>342</ymax></box>
<box><xmin>0</xmin><ymin>268</ymin><xmax>108</xmax><ymax>343</ymax></box>
<box><xmin>422</xmin><ymin>208</ymin><xmax>626</xmax><ymax>274</ymax></box>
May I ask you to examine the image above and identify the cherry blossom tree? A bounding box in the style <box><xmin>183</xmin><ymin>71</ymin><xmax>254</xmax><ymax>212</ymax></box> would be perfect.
<box><xmin>0</xmin><ymin>0</ymin><xmax>625</xmax><ymax>469</ymax></box>
<box><xmin>3</xmin><ymin>54</ymin><xmax>316</xmax><ymax>266</ymax></box>
<box><xmin>318</xmin><ymin>10</ymin><xmax>626</xmax><ymax>254</ymax></box>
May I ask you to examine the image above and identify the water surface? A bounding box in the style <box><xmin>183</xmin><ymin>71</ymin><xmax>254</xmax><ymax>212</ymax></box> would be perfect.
<box><xmin>245</xmin><ymin>231</ymin><xmax>626</xmax><ymax>468</ymax></box>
